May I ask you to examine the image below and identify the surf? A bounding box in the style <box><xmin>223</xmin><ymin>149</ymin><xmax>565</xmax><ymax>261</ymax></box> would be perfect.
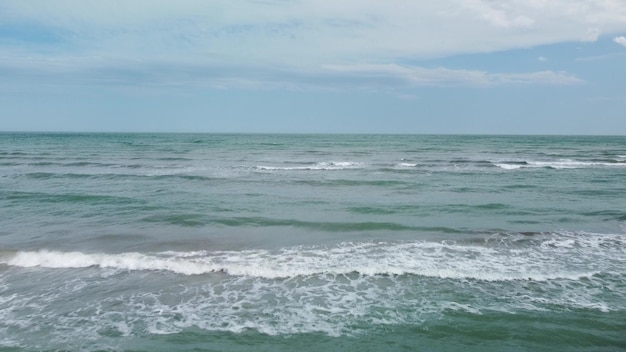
<box><xmin>2</xmin><ymin>232</ymin><xmax>623</xmax><ymax>281</ymax></box>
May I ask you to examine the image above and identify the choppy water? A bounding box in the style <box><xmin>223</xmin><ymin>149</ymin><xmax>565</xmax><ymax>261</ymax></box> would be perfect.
<box><xmin>1</xmin><ymin>133</ymin><xmax>625</xmax><ymax>351</ymax></box>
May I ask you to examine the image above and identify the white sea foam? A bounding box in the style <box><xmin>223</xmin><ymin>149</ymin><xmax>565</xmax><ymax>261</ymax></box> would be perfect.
<box><xmin>494</xmin><ymin>163</ymin><xmax>522</xmax><ymax>170</ymax></box>
<box><xmin>3</xmin><ymin>232</ymin><xmax>624</xmax><ymax>282</ymax></box>
<box><xmin>4</xmin><ymin>250</ymin><xmax>219</xmax><ymax>275</ymax></box>
<box><xmin>1</xmin><ymin>233</ymin><xmax>624</xmax><ymax>346</ymax></box>
<box><xmin>255</xmin><ymin>161</ymin><xmax>363</xmax><ymax>171</ymax></box>
<box><xmin>494</xmin><ymin>159</ymin><xmax>626</xmax><ymax>170</ymax></box>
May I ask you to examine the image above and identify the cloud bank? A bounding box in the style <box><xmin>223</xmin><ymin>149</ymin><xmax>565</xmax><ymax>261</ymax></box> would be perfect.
<box><xmin>1</xmin><ymin>0</ymin><xmax>625</xmax><ymax>89</ymax></box>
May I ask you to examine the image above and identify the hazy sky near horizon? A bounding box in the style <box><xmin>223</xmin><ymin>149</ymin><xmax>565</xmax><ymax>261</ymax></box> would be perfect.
<box><xmin>1</xmin><ymin>0</ymin><xmax>626</xmax><ymax>134</ymax></box>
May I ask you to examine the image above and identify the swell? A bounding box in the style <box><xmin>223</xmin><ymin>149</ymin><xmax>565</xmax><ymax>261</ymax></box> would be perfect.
<box><xmin>141</xmin><ymin>215</ymin><xmax>461</xmax><ymax>233</ymax></box>
<box><xmin>15</xmin><ymin>172</ymin><xmax>221</xmax><ymax>182</ymax></box>
<box><xmin>2</xmin><ymin>190</ymin><xmax>143</xmax><ymax>206</ymax></box>
<box><xmin>293</xmin><ymin>179</ymin><xmax>412</xmax><ymax>188</ymax></box>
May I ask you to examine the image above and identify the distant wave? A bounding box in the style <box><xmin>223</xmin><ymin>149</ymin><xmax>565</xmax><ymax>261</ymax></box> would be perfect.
<box><xmin>2</xmin><ymin>232</ymin><xmax>623</xmax><ymax>281</ymax></box>
<box><xmin>255</xmin><ymin>161</ymin><xmax>363</xmax><ymax>171</ymax></box>
<box><xmin>493</xmin><ymin>159</ymin><xmax>626</xmax><ymax>170</ymax></box>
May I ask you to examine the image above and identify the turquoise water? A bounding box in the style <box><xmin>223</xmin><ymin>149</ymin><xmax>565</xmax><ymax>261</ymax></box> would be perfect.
<box><xmin>1</xmin><ymin>133</ymin><xmax>625</xmax><ymax>351</ymax></box>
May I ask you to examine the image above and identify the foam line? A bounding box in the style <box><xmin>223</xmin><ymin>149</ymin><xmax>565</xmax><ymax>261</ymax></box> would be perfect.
<box><xmin>2</xmin><ymin>233</ymin><xmax>623</xmax><ymax>281</ymax></box>
<box><xmin>494</xmin><ymin>159</ymin><xmax>626</xmax><ymax>170</ymax></box>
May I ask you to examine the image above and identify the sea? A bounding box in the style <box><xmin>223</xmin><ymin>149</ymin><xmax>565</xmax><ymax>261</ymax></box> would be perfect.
<box><xmin>0</xmin><ymin>133</ymin><xmax>625</xmax><ymax>351</ymax></box>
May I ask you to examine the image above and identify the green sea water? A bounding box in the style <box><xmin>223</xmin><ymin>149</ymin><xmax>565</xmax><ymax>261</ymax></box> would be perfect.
<box><xmin>0</xmin><ymin>133</ymin><xmax>625</xmax><ymax>351</ymax></box>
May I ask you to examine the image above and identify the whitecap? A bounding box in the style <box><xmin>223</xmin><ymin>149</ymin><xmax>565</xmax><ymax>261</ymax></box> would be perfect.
<box><xmin>494</xmin><ymin>163</ymin><xmax>524</xmax><ymax>170</ymax></box>
<box><xmin>255</xmin><ymin>161</ymin><xmax>363</xmax><ymax>171</ymax></box>
<box><xmin>3</xmin><ymin>232</ymin><xmax>624</xmax><ymax>282</ymax></box>
<box><xmin>494</xmin><ymin>159</ymin><xmax>626</xmax><ymax>170</ymax></box>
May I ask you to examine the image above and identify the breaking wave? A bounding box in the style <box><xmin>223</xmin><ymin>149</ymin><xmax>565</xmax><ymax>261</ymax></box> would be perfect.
<box><xmin>3</xmin><ymin>232</ymin><xmax>623</xmax><ymax>282</ymax></box>
<box><xmin>255</xmin><ymin>161</ymin><xmax>363</xmax><ymax>171</ymax></box>
<box><xmin>494</xmin><ymin>159</ymin><xmax>626</xmax><ymax>170</ymax></box>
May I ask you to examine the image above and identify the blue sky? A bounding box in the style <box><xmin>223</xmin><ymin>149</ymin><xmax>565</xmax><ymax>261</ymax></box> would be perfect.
<box><xmin>1</xmin><ymin>0</ymin><xmax>625</xmax><ymax>134</ymax></box>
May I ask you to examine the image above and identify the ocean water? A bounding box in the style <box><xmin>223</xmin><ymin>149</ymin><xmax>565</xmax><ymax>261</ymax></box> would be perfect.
<box><xmin>0</xmin><ymin>133</ymin><xmax>625</xmax><ymax>351</ymax></box>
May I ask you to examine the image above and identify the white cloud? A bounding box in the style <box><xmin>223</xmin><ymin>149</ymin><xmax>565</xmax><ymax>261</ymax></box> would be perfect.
<box><xmin>0</xmin><ymin>1</ymin><xmax>620</xmax><ymax>90</ymax></box>
<box><xmin>492</xmin><ymin>71</ymin><xmax>583</xmax><ymax>85</ymax></box>
<box><xmin>614</xmin><ymin>36</ymin><xmax>626</xmax><ymax>47</ymax></box>
<box><xmin>462</xmin><ymin>0</ymin><xmax>535</xmax><ymax>28</ymax></box>
<box><xmin>322</xmin><ymin>64</ymin><xmax>583</xmax><ymax>87</ymax></box>
<box><xmin>0</xmin><ymin>58</ymin><xmax>583</xmax><ymax>93</ymax></box>
<box><xmin>581</xmin><ymin>28</ymin><xmax>601</xmax><ymax>42</ymax></box>
<box><xmin>2</xmin><ymin>1</ymin><xmax>626</xmax><ymax>64</ymax></box>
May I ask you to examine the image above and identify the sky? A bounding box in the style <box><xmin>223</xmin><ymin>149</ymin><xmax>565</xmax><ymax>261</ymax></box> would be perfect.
<box><xmin>1</xmin><ymin>0</ymin><xmax>625</xmax><ymax>134</ymax></box>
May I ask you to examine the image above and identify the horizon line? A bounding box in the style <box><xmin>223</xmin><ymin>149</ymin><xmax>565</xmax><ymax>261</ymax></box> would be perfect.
<box><xmin>1</xmin><ymin>130</ymin><xmax>625</xmax><ymax>137</ymax></box>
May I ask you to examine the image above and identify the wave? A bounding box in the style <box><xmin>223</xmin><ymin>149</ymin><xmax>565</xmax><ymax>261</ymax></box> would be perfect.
<box><xmin>16</xmin><ymin>170</ymin><xmax>225</xmax><ymax>183</ymax></box>
<box><xmin>294</xmin><ymin>179</ymin><xmax>411</xmax><ymax>187</ymax></box>
<box><xmin>3</xmin><ymin>190</ymin><xmax>141</xmax><ymax>205</ymax></box>
<box><xmin>494</xmin><ymin>159</ymin><xmax>626</xmax><ymax>170</ymax></box>
<box><xmin>255</xmin><ymin>161</ymin><xmax>363</xmax><ymax>171</ymax></box>
<box><xmin>140</xmin><ymin>215</ymin><xmax>459</xmax><ymax>232</ymax></box>
<box><xmin>2</xmin><ymin>232</ymin><xmax>623</xmax><ymax>281</ymax></box>
<box><xmin>2</xmin><ymin>234</ymin><xmax>625</xmax><ymax>344</ymax></box>
<box><xmin>392</xmin><ymin>158</ymin><xmax>621</xmax><ymax>171</ymax></box>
